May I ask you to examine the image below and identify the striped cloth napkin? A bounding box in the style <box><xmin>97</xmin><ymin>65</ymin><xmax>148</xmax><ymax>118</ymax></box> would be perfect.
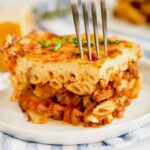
<box><xmin>0</xmin><ymin>123</ymin><xmax>149</xmax><ymax>150</ymax></box>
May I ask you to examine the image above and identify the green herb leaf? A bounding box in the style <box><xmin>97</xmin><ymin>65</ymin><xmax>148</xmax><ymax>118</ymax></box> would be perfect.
<box><xmin>98</xmin><ymin>39</ymin><xmax>104</xmax><ymax>44</ymax></box>
<box><xmin>107</xmin><ymin>40</ymin><xmax>111</xmax><ymax>44</ymax></box>
<box><xmin>62</xmin><ymin>36</ymin><xmax>68</xmax><ymax>42</ymax></box>
<box><xmin>54</xmin><ymin>36</ymin><xmax>68</xmax><ymax>45</ymax></box>
<box><xmin>82</xmin><ymin>41</ymin><xmax>87</xmax><ymax>46</ymax></box>
<box><xmin>52</xmin><ymin>43</ymin><xmax>62</xmax><ymax>51</ymax></box>
<box><xmin>113</xmin><ymin>39</ymin><xmax>120</xmax><ymax>44</ymax></box>
<box><xmin>82</xmin><ymin>41</ymin><xmax>95</xmax><ymax>47</ymax></box>
<box><xmin>51</xmin><ymin>36</ymin><xmax>68</xmax><ymax>52</ymax></box>
<box><xmin>54</xmin><ymin>38</ymin><xmax>61</xmax><ymax>44</ymax></box>
<box><xmin>90</xmin><ymin>41</ymin><xmax>95</xmax><ymax>46</ymax></box>
<box><xmin>98</xmin><ymin>39</ymin><xmax>120</xmax><ymax>45</ymax></box>
<box><xmin>38</xmin><ymin>40</ymin><xmax>50</xmax><ymax>48</ymax></box>
<box><xmin>71</xmin><ymin>37</ymin><xmax>78</xmax><ymax>46</ymax></box>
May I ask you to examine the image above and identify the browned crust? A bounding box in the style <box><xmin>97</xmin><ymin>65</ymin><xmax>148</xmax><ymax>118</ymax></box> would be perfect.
<box><xmin>1</xmin><ymin>31</ymin><xmax>142</xmax><ymax>74</ymax></box>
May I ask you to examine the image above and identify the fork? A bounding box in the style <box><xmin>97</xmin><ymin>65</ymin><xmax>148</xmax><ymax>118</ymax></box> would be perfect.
<box><xmin>71</xmin><ymin>0</ymin><xmax>107</xmax><ymax>60</ymax></box>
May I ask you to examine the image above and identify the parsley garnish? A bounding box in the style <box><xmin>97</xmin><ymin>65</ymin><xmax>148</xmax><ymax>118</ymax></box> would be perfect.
<box><xmin>71</xmin><ymin>37</ymin><xmax>120</xmax><ymax>47</ymax></box>
<box><xmin>82</xmin><ymin>41</ymin><xmax>87</xmax><ymax>46</ymax></box>
<box><xmin>98</xmin><ymin>38</ymin><xmax>120</xmax><ymax>45</ymax></box>
<box><xmin>52</xmin><ymin>43</ymin><xmax>62</xmax><ymax>51</ymax></box>
<box><xmin>71</xmin><ymin>37</ymin><xmax>78</xmax><ymax>46</ymax></box>
<box><xmin>90</xmin><ymin>41</ymin><xmax>95</xmax><ymax>46</ymax></box>
<box><xmin>54</xmin><ymin>38</ymin><xmax>61</xmax><ymax>44</ymax></box>
<box><xmin>113</xmin><ymin>39</ymin><xmax>120</xmax><ymax>44</ymax></box>
<box><xmin>38</xmin><ymin>40</ymin><xmax>50</xmax><ymax>48</ymax></box>
<box><xmin>107</xmin><ymin>39</ymin><xmax>120</xmax><ymax>44</ymax></box>
<box><xmin>99</xmin><ymin>39</ymin><xmax>104</xmax><ymax>44</ymax></box>
<box><xmin>82</xmin><ymin>41</ymin><xmax>95</xmax><ymax>47</ymax></box>
<box><xmin>71</xmin><ymin>38</ymin><xmax>95</xmax><ymax>47</ymax></box>
<box><xmin>62</xmin><ymin>35</ymin><xmax>68</xmax><ymax>42</ymax></box>
<box><xmin>51</xmin><ymin>36</ymin><xmax>68</xmax><ymax>52</ymax></box>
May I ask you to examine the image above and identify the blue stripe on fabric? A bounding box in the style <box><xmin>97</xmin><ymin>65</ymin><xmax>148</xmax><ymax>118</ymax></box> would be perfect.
<box><xmin>99</xmin><ymin>141</ymin><xmax>114</xmax><ymax>150</ymax></box>
<box><xmin>1</xmin><ymin>133</ymin><xmax>13</xmax><ymax>150</ymax></box>
<box><xmin>101</xmin><ymin>141</ymin><xmax>110</xmax><ymax>146</ymax></box>
<box><xmin>144</xmin><ymin>50</ymin><xmax>150</xmax><ymax>59</ymax></box>
<box><xmin>26</xmin><ymin>142</ymin><xmax>38</xmax><ymax>150</ymax></box>
<box><xmin>119</xmin><ymin>133</ymin><xmax>132</xmax><ymax>141</ymax></box>
<box><xmin>77</xmin><ymin>144</ymin><xmax>89</xmax><ymax>150</ymax></box>
<box><xmin>51</xmin><ymin>145</ymin><xmax>63</xmax><ymax>150</ymax></box>
<box><xmin>120</xmin><ymin>133</ymin><xmax>139</xmax><ymax>141</ymax></box>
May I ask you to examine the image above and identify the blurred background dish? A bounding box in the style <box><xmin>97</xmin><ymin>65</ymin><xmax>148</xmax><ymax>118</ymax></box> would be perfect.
<box><xmin>33</xmin><ymin>0</ymin><xmax>150</xmax><ymax>40</ymax></box>
<box><xmin>0</xmin><ymin>0</ymin><xmax>70</xmax><ymax>71</ymax></box>
<box><xmin>101</xmin><ymin>0</ymin><xmax>150</xmax><ymax>40</ymax></box>
<box><xmin>0</xmin><ymin>5</ymin><xmax>34</xmax><ymax>71</ymax></box>
<box><xmin>114</xmin><ymin>0</ymin><xmax>150</xmax><ymax>24</ymax></box>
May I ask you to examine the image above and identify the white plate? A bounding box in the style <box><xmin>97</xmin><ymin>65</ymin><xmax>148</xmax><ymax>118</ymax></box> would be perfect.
<box><xmin>0</xmin><ymin>58</ymin><xmax>150</xmax><ymax>145</ymax></box>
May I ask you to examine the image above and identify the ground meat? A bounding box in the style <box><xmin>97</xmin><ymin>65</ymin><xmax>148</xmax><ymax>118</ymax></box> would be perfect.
<box><xmin>94</xmin><ymin>89</ymin><xmax>114</xmax><ymax>102</ymax></box>
<box><xmin>18</xmin><ymin>61</ymin><xmax>141</xmax><ymax>126</ymax></box>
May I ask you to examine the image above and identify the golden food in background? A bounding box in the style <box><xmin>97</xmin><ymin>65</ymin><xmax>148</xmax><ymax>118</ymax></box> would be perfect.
<box><xmin>114</xmin><ymin>0</ymin><xmax>150</xmax><ymax>24</ymax></box>
<box><xmin>0</xmin><ymin>6</ymin><xmax>34</xmax><ymax>71</ymax></box>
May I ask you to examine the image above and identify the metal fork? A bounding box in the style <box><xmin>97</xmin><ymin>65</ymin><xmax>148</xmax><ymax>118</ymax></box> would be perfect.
<box><xmin>71</xmin><ymin>0</ymin><xmax>107</xmax><ymax>60</ymax></box>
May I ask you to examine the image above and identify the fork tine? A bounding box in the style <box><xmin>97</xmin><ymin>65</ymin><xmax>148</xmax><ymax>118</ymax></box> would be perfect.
<box><xmin>91</xmin><ymin>0</ymin><xmax>100</xmax><ymax>60</ymax></box>
<box><xmin>71</xmin><ymin>0</ymin><xmax>83</xmax><ymax>59</ymax></box>
<box><xmin>100</xmin><ymin>0</ymin><xmax>107</xmax><ymax>55</ymax></box>
<box><xmin>82</xmin><ymin>0</ymin><xmax>92</xmax><ymax>61</ymax></box>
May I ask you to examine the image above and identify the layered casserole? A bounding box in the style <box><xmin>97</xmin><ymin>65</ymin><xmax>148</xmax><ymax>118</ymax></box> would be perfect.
<box><xmin>2</xmin><ymin>31</ymin><xmax>143</xmax><ymax>127</ymax></box>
